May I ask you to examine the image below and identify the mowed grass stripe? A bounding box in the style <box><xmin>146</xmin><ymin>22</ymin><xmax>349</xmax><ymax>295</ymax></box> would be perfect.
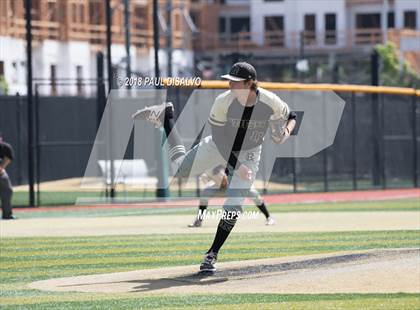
<box><xmin>0</xmin><ymin>259</ymin><xmax>200</xmax><ymax>282</ymax></box>
<box><xmin>267</xmin><ymin>199</ymin><xmax>420</xmax><ymax>213</ymax></box>
<box><xmin>1</xmin><ymin>230</ymin><xmax>419</xmax><ymax>284</ymax></box>
<box><xmin>2</xmin><ymin>230</ymin><xmax>419</xmax><ymax>256</ymax></box>
<box><xmin>2</xmin><ymin>229</ymin><xmax>418</xmax><ymax>249</ymax></box>
<box><xmin>6</xmin><ymin>230</ymin><xmax>420</xmax><ymax>252</ymax></box>
<box><xmin>2</xmin><ymin>229</ymin><xmax>418</xmax><ymax>252</ymax></box>
<box><xmin>2</xmin><ymin>236</ymin><xmax>419</xmax><ymax>262</ymax></box>
<box><xmin>1</xmin><ymin>234</ymin><xmax>216</xmax><ymax>247</ymax></box>
<box><xmin>14</xmin><ymin>207</ymin><xmax>194</xmax><ymax>219</ymax></box>
<box><xmin>0</xmin><ymin>231</ymin><xmax>420</xmax><ymax>260</ymax></box>
<box><xmin>1</xmin><ymin>234</ymin><xmax>196</xmax><ymax>246</ymax></box>
<box><xmin>11</xmin><ymin>199</ymin><xmax>420</xmax><ymax>220</ymax></box>
<box><xmin>2</xmin><ymin>241</ymin><xmax>418</xmax><ymax>273</ymax></box>
<box><xmin>2</xmin><ymin>230</ymin><xmax>418</xmax><ymax>262</ymax></box>
<box><xmin>181</xmin><ymin>296</ymin><xmax>420</xmax><ymax>310</ymax></box>
<box><xmin>1</xmin><ymin>266</ymin><xmax>158</xmax><ymax>283</ymax></box>
<box><xmin>1</xmin><ymin>293</ymin><xmax>419</xmax><ymax>309</ymax></box>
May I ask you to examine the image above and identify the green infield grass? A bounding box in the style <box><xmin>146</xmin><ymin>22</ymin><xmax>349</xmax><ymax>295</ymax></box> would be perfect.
<box><xmin>1</xmin><ymin>229</ymin><xmax>419</xmax><ymax>309</ymax></box>
<box><xmin>12</xmin><ymin>198</ymin><xmax>420</xmax><ymax>219</ymax></box>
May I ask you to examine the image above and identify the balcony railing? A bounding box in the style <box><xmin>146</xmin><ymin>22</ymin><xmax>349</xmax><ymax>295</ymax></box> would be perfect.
<box><xmin>353</xmin><ymin>28</ymin><xmax>383</xmax><ymax>45</ymax></box>
<box><xmin>0</xmin><ymin>17</ymin><xmax>191</xmax><ymax>50</ymax></box>
<box><xmin>194</xmin><ymin>28</ymin><xmax>394</xmax><ymax>52</ymax></box>
<box><xmin>264</xmin><ymin>31</ymin><xmax>286</xmax><ymax>47</ymax></box>
<box><xmin>1</xmin><ymin>15</ymin><xmax>416</xmax><ymax>54</ymax></box>
<box><xmin>0</xmin><ymin>0</ymin><xmax>192</xmax><ymax>50</ymax></box>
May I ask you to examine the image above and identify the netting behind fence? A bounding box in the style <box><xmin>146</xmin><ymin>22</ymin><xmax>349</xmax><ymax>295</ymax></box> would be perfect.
<box><xmin>0</xmin><ymin>83</ymin><xmax>418</xmax><ymax>206</ymax></box>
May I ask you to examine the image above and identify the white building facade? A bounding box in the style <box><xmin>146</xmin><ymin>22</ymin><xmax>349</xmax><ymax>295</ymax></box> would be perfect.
<box><xmin>0</xmin><ymin>33</ymin><xmax>194</xmax><ymax>96</ymax></box>
<box><xmin>248</xmin><ymin>0</ymin><xmax>419</xmax><ymax>51</ymax></box>
<box><xmin>251</xmin><ymin>0</ymin><xmax>346</xmax><ymax>48</ymax></box>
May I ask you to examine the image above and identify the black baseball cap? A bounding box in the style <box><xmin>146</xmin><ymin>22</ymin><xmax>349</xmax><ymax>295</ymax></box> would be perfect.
<box><xmin>221</xmin><ymin>62</ymin><xmax>257</xmax><ymax>81</ymax></box>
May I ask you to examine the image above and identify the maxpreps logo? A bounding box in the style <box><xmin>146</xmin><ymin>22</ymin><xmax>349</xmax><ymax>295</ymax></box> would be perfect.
<box><xmin>81</xmin><ymin>89</ymin><xmax>345</xmax><ymax>191</ymax></box>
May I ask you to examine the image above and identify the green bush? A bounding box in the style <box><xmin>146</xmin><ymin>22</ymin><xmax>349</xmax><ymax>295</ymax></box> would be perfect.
<box><xmin>375</xmin><ymin>42</ymin><xmax>420</xmax><ymax>88</ymax></box>
<box><xmin>0</xmin><ymin>75</ymin><xmax>8</xmax><ymax>95</ymax></box>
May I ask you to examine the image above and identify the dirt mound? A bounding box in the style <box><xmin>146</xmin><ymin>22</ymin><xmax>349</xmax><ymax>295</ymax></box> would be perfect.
<box><xmin>29</xmin><ymin>248</ymin><xmax>420</xmax><ymax>295</ymax></box>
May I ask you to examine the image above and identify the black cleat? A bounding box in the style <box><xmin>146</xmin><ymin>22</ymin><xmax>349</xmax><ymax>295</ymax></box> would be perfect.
<box><xmin>199</xmin><ymin>251</ymin><xmax>217</xmax><ymax>273</ymax></box>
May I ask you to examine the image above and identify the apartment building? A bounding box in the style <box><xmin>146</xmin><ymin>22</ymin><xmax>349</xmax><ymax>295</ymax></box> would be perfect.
<box><xmin>192</xmin><ymin>0</ymin><xmax>419</xmax><ymax>73</ymax></box>
<box><xmin>0</xmin><ymin>0</ymin><xmax>194</xmax><ymax>95</ymax></box>
<box><xmin>1</xmin><ymin>0</ymin><xmax>418</xmax><ymax>95</ymax></box>
<box><xmin>251</xmin><ymin>0</ymin><xmax>346</xmax><ymax>49</ymax></box>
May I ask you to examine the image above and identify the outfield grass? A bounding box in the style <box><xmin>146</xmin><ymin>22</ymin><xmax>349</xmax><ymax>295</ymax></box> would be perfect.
<box><xmin>12</xmin><ymin>198</ymin><xmax>420</xmax><ymax>219</ymax></box>
<box><xmin>1</xmin><ymin>293</ymin><xmax>419</xmax><ymax>310</ymax></box>
<box><xmin>1</xmin><ymin>230</ymin><xmax>419</xmax><ymax>309</ymax></box>
<box><xmin>12</xmin><ymin>178</ymin><xmax>417</xmax><ymax>206</ymax></box>
<box><xmin>264</xmin><ymin>199</ymin><xmax>420</xmax><ymax>213</ymax></box>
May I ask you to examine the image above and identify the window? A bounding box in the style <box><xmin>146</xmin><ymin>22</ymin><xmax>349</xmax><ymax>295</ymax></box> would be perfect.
<box><xmin>264</xmin><ymin>16</ymin><xmax>284</xmax><ymax>46</ymax></box>
<box><xmin>9</xmin><ymin>0</ymin><xmax>24</xmax><ymax>18</ymax></box>
<box><xmin>230</xmin><ymin>17</ymin><xmax>250</xmax><ymax>33</ymax></box>
<box><xmin>89</xmin><ymin>1</ymin><xmax>103</xmax><ymax>25</ymax></box>
<box><xmin>72</xmin><ymin>3</ymin><xmax>85</xmax><ymax>23</ymax></box>
<box><xmin>356</xmin><ymin>13</ymin><xmax>380</xmax><ymax>28</ymax></box>
<box><xmin>404</xmin><ymin>11</ymin><xmax>417</xmax><ymax>29</ymax></box>
<box><xmin>219</xmin><ymin>17</ymin><xmax>226</xmax><ymax>33</ymax></box>
<box><xmin>76</xmin><ymin>66</ymin><xmax>83</xmax><ymax>96</ymax></box>
<box><xmin>50</xmin><ymin>65</ymin><xmax>57</xmax><ymax>96</ymax></box>
<box><xmin>0</xmin><ymin>2</ymin><xmax>6</xmax><ymax>18</ymax></box>
<box><xmin>190</xmin><ymin>12</ymin><xmax>198</xmax><ymax>27</ymax></box>
<box><xmin>304</xmin><ymin>14</ymin><xmax>316</xmax><ymax>44</ymax></box>
<box><xmin>47</xmin><ymin>2</ymin><xmax>58</xmax><ymax>22</ymax></box>
<box><xmin>133</xmin><ymin>5</ymin><xmax>147</xmax><ymax>30</ymax></box>
<box><xmin>265</xmin><ymin>16</ymin><xmax>284</xmax><ymax>31</ymax></box>
<box><xmin>387</xmin><ymin>11</ymin><xmax>395</xmax><ymax>28</ymax></box>
<box><xmin>174</xmin><ymin>13</ymin><xmax>181</xmax><ymax>31</ymax></box>
<box><xmin>0</xmin><ymin>61</ymin><xmax>4</xmax><ymax>76</ymax></box>
<box><xmin>325</xmin><ymin>13</ymin><xmax>336</xmax><ymax>44</ymax></box>
<box><xmin>32</xmin><ymin>0</ymin><xmax>41</xmax><ymax>20</ymax></box>
<box><xmin>9</xmin><ymin>0</ymin><xmax>16</xmax><ymax>17</ymax></box>
<box><xmin>355</xmin><ymin>13</ymin><xmax>381</xmax><ymax>45</ymax></box>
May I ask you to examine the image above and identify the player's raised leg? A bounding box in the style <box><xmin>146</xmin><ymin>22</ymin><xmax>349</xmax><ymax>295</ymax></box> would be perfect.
<box><xmin>132</xmin><ymin>102</ymin><xmax>186</xmax><ymax>163</ymax></box>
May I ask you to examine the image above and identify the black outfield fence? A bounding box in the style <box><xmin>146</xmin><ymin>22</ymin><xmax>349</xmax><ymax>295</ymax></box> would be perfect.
<box><xmin>0</xmin><ymin>83</ymin><xmax>418</xmax><ymax>206</ymax></box>
<box><xmin>167</xmin><ymin>86</ymin><xmax>419</xmax><ymax>193</ymax></box>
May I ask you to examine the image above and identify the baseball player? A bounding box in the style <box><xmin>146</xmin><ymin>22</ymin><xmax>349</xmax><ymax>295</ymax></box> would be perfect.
<box><xmin>188</xmin><ymin>165</ymin><xmax>275</xmax><ymax>227</ymax></box>
<box><xmin>0</xmin><ymin>133</ymin><xmax>15</xmax><ymax>220</ymax></box>
<box><xmin>133</xmin><ymin>62</ymin><xmax>296</xmax><ymax>272</ymax></box>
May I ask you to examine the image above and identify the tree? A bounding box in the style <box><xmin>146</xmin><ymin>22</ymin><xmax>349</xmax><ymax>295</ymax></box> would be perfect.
<box><xmin>375</xmin><ymin>42</ymin><xmax>419</xmax><ymax>88</ymax></box>
<box><xmin>0</xmin><ymin>76</ymin><xmax>8</xmax><ymax>95</ymax></box>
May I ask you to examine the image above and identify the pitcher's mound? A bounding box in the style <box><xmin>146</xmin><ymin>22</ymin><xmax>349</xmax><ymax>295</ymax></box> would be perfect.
<box><xmin>29</xmin><ymin>248</ymin><xmax>420</xmax><ymax>295</ymax></box>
